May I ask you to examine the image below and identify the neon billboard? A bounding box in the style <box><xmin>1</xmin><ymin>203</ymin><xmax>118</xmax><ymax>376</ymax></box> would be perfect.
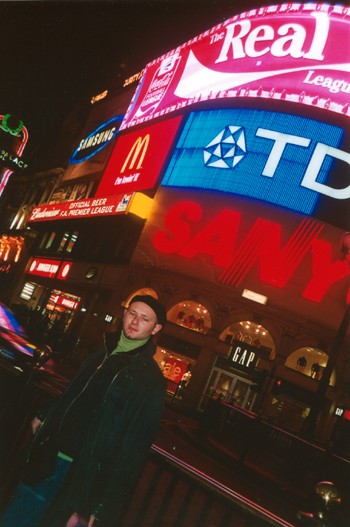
<box><xmin>0</xmin><ymin>114</ymin><xmax>29</xmax><ymax>196</ymax></box>
<box><xmin>27</xmin><ymin>194</ymin><xmax>132</xmax><ymax>223</ymax></box>
<box><xmin>96</xmin><ymin>115</ymin><xmax>182</xmax><ymax>196</ymax></box>
<box><xmin>161</xmin><ymin>108</ymin><xmax>349</xmax><ymax>229</ymax></box>
<box><xmin>69</xmin><ymin>115</ymin><xmax>123</xmax><ymax>164</ymax></box>
<box><xmin>121</xmin><ymin>4</ymin><xmax>350</xmax><ymax>130</ymax></box>
<box><xmin>146</xmin><ymin>193</ymin><xmax>350</xmax><ymax>305</ymax></box>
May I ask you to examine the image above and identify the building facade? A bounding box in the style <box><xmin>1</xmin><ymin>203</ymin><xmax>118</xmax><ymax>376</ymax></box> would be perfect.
<box><xmin>1</xmin><ymin>4</ymin><xmax>349</xmax><ymax>448</ymax></box>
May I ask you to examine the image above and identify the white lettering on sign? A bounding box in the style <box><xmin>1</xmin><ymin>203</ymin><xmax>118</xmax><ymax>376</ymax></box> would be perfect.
<box><xmin>30</xmin><ymin>208</ymin><xmax>61</xmax><ymax>220</ymax></box>
<box><xmin>61</xmin><ymin>298</ymin><xmax>77</xmax><ymax>309</ymax></box>
<box><xmin>303</xmin><ymin>70</ymin><xmax>350</xmax><ymax>94</ymax></box>
<box><xmin>231</xmin><ymin>346</ymin><xmax>256</xmax><ymax>368</ymax></box>
<box><xmin>255</xmin><ymin>129</ymin><xmax>350</xmax><ymax>199</ymax></box>
<box><xmin>215</xmin><ymin>12</ymin><xmax>329</xmax><ymax>63</ymax></box>
<box><xmin>37</xmin><ymin>263</ymin><xmax>59</xmax><ymax>274</ymax></box>
<box><xmin>78</xmin><ymin>127</ymin><xmax>116</xmax><ymax>152</ymax></box>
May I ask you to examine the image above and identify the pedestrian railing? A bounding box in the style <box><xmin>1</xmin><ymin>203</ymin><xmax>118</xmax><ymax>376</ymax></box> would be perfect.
<box><xmin>119</xmin><ymin>444</ymin><xmax>297</xmax><ymax>527</ymax></box>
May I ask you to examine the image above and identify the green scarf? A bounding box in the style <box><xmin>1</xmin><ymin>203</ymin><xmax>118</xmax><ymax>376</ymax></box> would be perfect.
<box><xmin>111</xmin><ymin>331</ymin><xmax>148</xmax><ymax>354</ymax></box>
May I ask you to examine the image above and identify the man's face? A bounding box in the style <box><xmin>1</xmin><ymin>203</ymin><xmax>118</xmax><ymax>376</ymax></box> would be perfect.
<box><xmin>123</xmin><ymin>301</ymin><xmax>162</xmax><ymax>340</ymax></box>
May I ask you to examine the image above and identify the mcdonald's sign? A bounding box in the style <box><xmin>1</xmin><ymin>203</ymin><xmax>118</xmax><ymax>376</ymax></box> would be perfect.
<box><xmin>96</xmin><ymin>115</ymin><xmax>182</xmax><ymax>197</ymax></box>
<box><xmin>120</xmin><ymin>134</ymin><xmax>149</xmax><ymax>173</ymax></box>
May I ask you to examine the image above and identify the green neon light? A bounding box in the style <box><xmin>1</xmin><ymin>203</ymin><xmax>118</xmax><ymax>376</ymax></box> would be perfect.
<box><xmin>0</xmin><ymin>114</ymin><xmax>24</xmax><ymax>137</ymax></box>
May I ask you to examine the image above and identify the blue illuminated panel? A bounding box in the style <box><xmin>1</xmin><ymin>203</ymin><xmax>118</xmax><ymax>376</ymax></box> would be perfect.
<box><xmin>162</xmin><ymin>109</ymin><xmax>344</xmax><ymax>215</ymax></box>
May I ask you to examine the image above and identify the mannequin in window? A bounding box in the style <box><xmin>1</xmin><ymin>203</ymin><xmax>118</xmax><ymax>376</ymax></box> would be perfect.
<box><xmin>297</xmin><ymin>356</ymin><xmax>307</xmax><ymax>372</ymax></box>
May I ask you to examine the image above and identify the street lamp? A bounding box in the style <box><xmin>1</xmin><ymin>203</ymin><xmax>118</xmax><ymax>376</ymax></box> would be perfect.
<box><xmin>305</xmin><ymin>233</ymin><xmax>350</xmax><ymax>438</ymax></box>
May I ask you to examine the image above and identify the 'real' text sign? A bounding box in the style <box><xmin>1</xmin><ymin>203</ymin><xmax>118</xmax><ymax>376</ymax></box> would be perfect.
<box><xmin>121</xmin><ymin>4</ymin><xmax>350</xmax><ymax>130</ymax></box>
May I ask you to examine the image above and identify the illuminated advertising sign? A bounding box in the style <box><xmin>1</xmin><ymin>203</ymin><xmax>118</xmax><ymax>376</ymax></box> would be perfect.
<box><xmin>151</xmin><ymin>197</ymin><xmax>349</xmax><ymax>304</ymax></box>
<box><xmin>69</xmin><ymin>115</ymin><xmax>123</xmax><ymax>164</ymax></box>
<box><xmin>161</xmin><ymin>108</ymin><xmax>348</xmax><ymax>228</ymax></box>
<box><xmin>132</xmin><ymin>189</ymin><xmax>349</xmax><ymax>320</ymax></box>
<box><xmin>27</xmin><ymin>194</ymin><xmax>132</xmax><ymax>223</ymax></box>
<box><xmin>0</xmin><ymin>114</ymin><xmax>29</xmax><ymax>196</ymax></box>
<box><xmin>27</xmin><ymin>258</ymin><xmax>62</xmax><ymax>279</ymax></box>
<box><xmin>57</xmin><ymin>261</ymin><xmax>72</xmax><ymax>280</ymax></box>
<box><xmin>96</xmin><ymin>116</ymin><xmax>182</xmax><ymax>196</ymax></box>
<box><xmin>27</xmin><ymin>259</ymin><xmax>71</xmax><ymax>280</ymax></box>
<box><xmin>229</xmin><ymin>340</ymin><xmax>258</xmax><ymax>371</ymax></box>
<box><xmin>48</xmin><ymin>292</ymin><xmax>80</xmax><ymax>310</ymax></box>
<box><xmin>121</xmin><ymin>4</ymin><xmax>350</xmax><ymax>130</ymax></box>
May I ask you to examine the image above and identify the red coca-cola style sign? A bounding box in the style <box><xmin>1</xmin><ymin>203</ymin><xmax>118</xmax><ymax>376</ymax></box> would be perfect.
<box><xmin>121</xmin><ymin>3</ymin><xmax>350</xmax><ymax>130</ymax></box>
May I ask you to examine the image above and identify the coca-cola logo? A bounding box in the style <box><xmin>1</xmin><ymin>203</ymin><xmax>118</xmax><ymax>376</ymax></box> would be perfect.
<box><xmin>121</xmin><ymin>4</ymin><xmax>350</xmax><ymax>130</ymax></box>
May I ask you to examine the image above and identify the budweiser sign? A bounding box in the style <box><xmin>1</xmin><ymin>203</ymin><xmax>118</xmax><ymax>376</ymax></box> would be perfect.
<box><xmin>121</xmin><ymin>3</ymin><xmax>350</xmax><ymax>130</ymax></box>
<box><xmin>27</xmin><ymin>194</ymin><xmax>132</xmax><ymax>223</ymax></box>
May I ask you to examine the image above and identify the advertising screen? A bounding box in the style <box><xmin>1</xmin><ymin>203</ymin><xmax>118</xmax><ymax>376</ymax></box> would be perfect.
<box><xmin>96</xmin><ymin>115</ymin><xmax>182</xmax><ymax>196</ymax></box>
<box><xmin>27</xmin><ymin>193</ymin><xmax>132</xmax><ymax>223</ymax></box>
<box><xmin>161</xmin><ymin>108</ymin><xmax>348</xmax><ymax>229</ymax></box>
<box><xmin>121</xmin><ymin>4</ymin><xmax>350</xmax><ymax>130</ymax></box>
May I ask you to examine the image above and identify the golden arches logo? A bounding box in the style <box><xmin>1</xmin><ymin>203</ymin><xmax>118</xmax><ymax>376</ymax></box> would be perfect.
<box><xmin>121</xmin><ymin>134</ymin><xmax>150</xmax><ymax>173</ymax></box>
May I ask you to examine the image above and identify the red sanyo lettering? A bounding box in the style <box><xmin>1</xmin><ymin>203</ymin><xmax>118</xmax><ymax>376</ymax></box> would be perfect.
<box><xmin>152</xmin><ymin>201</ymin><xmax>350</xmax><ymax>303</ymax></box>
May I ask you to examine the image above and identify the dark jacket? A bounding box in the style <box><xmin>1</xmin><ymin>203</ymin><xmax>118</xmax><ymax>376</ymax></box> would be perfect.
<box><xmin>22</xmin><ymin>331</ymin><xmax>166</xmax><ymax>526</ymax></box>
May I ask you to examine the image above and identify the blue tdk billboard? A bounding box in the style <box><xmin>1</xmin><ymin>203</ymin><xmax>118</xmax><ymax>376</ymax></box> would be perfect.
<box><xmin>161</xmin><ymin>109</ymin><xmax>348</xmax><ymax>228</ymax></box>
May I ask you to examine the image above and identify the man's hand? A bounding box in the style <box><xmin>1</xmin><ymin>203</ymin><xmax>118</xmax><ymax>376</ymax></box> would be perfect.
<box><xmin>31</xmin><ymin>417</ymin><xmax>42</xmax><ymax>434</ymax></box>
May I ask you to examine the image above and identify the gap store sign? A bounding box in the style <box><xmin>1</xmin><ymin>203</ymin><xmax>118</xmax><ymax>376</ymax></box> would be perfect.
<box><xmin>161</xmin><ymin>108</ymin><xmax>349</xmax><ymax>229</ymax></box>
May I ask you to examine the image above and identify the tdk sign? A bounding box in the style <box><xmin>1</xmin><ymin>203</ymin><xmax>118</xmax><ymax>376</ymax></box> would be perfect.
<box><xmin>162</xmin><ymin>109</ymin><xmax>348</xmax><ymax>222</ymax></box>
<box><xmin>69</xmin><ymin>115</ymin><xmax>123</xmax><ymax>164</ymax></box>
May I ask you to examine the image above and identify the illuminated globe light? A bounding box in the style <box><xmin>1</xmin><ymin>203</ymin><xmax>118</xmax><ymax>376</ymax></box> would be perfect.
<box><xmin>203</xmin><ymin>126</ymin><xmax>247</xmax><ymax>169</ymax></box>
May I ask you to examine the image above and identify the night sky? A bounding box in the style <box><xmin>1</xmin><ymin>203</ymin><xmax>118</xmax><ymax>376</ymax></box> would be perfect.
<box><xmin>1</xmin><ymin>0</ymin><xmax>261</xmax><ymax>150</ymax></box>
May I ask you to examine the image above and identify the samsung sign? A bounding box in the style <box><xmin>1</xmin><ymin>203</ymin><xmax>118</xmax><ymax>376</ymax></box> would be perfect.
<box><xmin>69</xmin><ymin>115</ymin><xmax>123</xmax><ymax>164</ymax></box>
<box><xmin>161</xmin><ymin>108</ymin><xmax>349</xmax><ymax>227</ymax></box>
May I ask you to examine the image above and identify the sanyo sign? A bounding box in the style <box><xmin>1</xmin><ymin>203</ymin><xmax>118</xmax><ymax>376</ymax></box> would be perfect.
<box><xmin>162</xmin><ymin>108</ymin><xmax>349</xmax><ymax>227</ymax></box>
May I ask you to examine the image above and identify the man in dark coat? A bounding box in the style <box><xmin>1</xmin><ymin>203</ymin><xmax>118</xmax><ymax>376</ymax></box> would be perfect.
<box><xmin>0</xmin><ymin>295</ymin><xmax>167</xmax><ymax>527</ymax></box>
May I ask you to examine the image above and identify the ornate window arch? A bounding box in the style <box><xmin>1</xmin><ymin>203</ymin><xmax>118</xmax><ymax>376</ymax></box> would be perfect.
<box><xmin>220</xmin><ymin>320</ymin><xmax>275</xmax><ymax>360</ymax></box>
<box><xmin>285</xmin><ymin>347</ymin><xmax>335</xmax><ymax>385</ymax></box>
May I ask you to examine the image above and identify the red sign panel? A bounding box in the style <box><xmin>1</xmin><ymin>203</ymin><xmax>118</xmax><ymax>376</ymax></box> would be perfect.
<box><xmin>96</xmin><ymin>116</ymin><xmax>182</xmax><ymax>196</ymax></box>
<box><xmin>49</xmin><ymin>293</ymin><xmax>80</xmax><ymax>310</ymax></box>
<box><xmin>27</xmin><ymin>194</ymin><xmax>132</xmax><ymax>223</ymax></box>
<box><xmin>27</xmin><ymin>258</ymin><xmax>62</xmax><ymax>279</ymax></box>
<box><xmin>56</xmin><ymin>261</ymin><xmax>72</xmax><ymax>280</ymax></box>
<box><xmin>121</xmin><ymin>4</ymin><xmax>350</xmax><ymax>130</ymax></box>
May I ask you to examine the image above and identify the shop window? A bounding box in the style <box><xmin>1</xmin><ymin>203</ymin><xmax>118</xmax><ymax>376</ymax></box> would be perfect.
<box><xmin>220</xmin><ymin>321</ymin><xmax>275</xmax><ymax>360</ymax></box>
<box><xmin>285</xmin><ymin>347</ymin><xmax>335</xmax><ymax>386</ymax></box>
<box><xmin>57</xmin><ymin>232</ymin><xmax>70</xmax><ymax>253</ymax></box>
<box><xmin>56</xmin><ymin>231</ymin><xmax>79</xmax><ymax>254</ymax></box>
<box><xmin>45</xmin><ymin>232</ymin><xmax>56</xmax><ymax>250</ymax></box>
<box><xmin>65</xmin><ymin>231</ymin><xmax>78</xmax><ymax>253</ymax></box>
<box><xmin>167</xmin><ymin>301</ymin><xmax>211</xmax><ymax>334</ymax></box>
<box><xmin>200</xmin><ymin>366</ymin><xmax>256</xmax><ymax>412</ymax></box>
<box><xmin>154</xmin><ymin>346</ymin><xmax>194</xmax><ymax>395</ymax></box>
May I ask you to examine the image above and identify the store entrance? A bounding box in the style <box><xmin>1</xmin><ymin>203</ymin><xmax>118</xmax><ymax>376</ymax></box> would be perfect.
<box><xmin>45</xmin><ymin>290</ymin><xmax>80</xmax><ymax>332</ymax></box>
<box><xmin>201</xmin><ymin>367</ymin><xmax>256</xmax><ymax>412</ymax></box>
